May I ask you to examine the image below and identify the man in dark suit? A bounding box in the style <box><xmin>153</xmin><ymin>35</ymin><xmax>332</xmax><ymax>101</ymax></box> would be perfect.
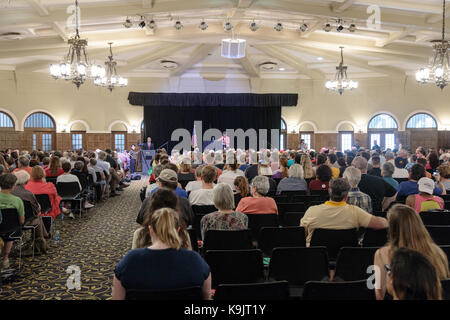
<box><xmin>141</xmin><ymin>137</ymin><xmax>154</xmax><ymax>150</ymax></box>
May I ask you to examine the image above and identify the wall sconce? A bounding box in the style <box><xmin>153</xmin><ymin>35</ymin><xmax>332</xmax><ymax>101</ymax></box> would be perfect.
<box><xmin>59</xmin><ymin>123</ymin><xmax>67</xmax><ymax>133</ymax></box>
<box><xmin>131</xmin><ymin>125</ymin><xmax>138</xmax><ymax>134</ymax></box>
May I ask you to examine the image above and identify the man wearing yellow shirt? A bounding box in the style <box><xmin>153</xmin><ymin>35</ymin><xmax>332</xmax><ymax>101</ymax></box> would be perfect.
<box><xmin>300</xmin><ymin>178</ymin><xmax>388</xmax><ymax>246</ymax></box>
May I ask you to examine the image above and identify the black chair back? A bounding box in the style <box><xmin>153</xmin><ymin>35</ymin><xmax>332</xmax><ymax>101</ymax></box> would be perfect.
<box><xmin>187</xmin><ymin>228</ymin><xmax>198</xmax><ymax>252</ymax></box>
<box><xmin>0</xmin><ymin>208</ymin><xmax>21</xmax><ymax>234</ymax></box>
<box><xmin>420</xmin><ymin>211</ymin><xmax>450</xmax><ymax>225</ymax></box>
<box><xmin>280</xmin><ymin>190</ymin><xmax>307</xmax><ymax>198</ymax></box>
<box><xmin>204</xmin><ymin>230</ymin><xmax>252</xmax><ymax>251</ymax></box>
<box><xmin>273</xmin><ymin>178</ymin><xmax>282</xmax><ymax>186</ymax></box>
<box><xmin>310</xmin><ymin>228</ymin><xmax>358</xmax><ymax>261</ymax></box>
<box><xmin>95</xmin><ymin>172</ymin><xmax>102</xmax><ymax>182</ymax></box>
<box><xmin>214</xmin><ymin>281</ymin><xmax>290</xmax><ymax>300</ymax></box>
<box><xmin>302</xmin><ymin>280</ymin><xmax>374</xmax><ymax>300</ymax></box>
<box><xmin>442</xmin><ymin>279</ymin><xmax>450</xmax><ymax>300</ymax></box>
<box><xmin>310</xmin><ymin>190</ymin><xmax>329</xmax><ymax>201</ymax></box>
<box><xmin>192</xmin><ymin>205</ymin><xmax>217</xmax><ymax>240</ymax></box>
<box><xmin>362</xmin><ymin>228</ymin><xmax>388</xmax><ymax>247</ymax></box>
<box><xmin>258</xmin><ymin>227</ymin><xmax>306</xmax><ymax>256</ymax></box>
<box><xmin>335</xmin><ymin>247</ymin><xmax>380</xmax><ymax>281</ymax></box>
<box><xmin>205</xmin><ymin>249</ymin><xmax>264</xmax><ymax>288</ymax></box>
<box><xmin>277</xmin><ymin>202</ymin><xmax>306</xmax><ymax>215</ymax></box>
<box><xmin>292</xmin><ymin>195</ymin><xmax>320</xmax><ymax>204</ymax></box>
<box><xmin>426</xmin><ymin>225</ymin><xmax>450</xmax><ymax>245</ymax></box>
<box><xmin>125</xmin><ymin>286</ymin><xmax>203</xmax><ymax>300</ymax></box>
<box><xmin>441</xmin><ymin>195</ymin><xmax>450</xmax><ymax>202</ymax></box>
<box><xmin>22</xmin><ymin>200</ymin><xmax>36</xmax><ymax>222</ymax></box>
<box><xmin>245</xmin><ymin>214</ymin><xmax>278</xmax><ymax>240</ymax></box>
<box><xmin>35</xmin><ymin>194</ymin><xmax>52</xmax><ymax>214</ymax></box>
<box><xmin>56</xmin><ymin>182</ymin><xmax>81</xmax><ymax>197</ymax></box>
<box><xmin>281</xmin><ymin>212</ymin><xmax>305</xmax><ymax>227</ymax></box>
<box><xmin>268</xmin><ymin>247</ymin><xmax>329</xmax><ymax>286</ymax></box>
<box><xmin>72</xmin><ymin>172</ymin><xmax>88</xmax><ymax>190</ymax></box>
<box><xmin>45</xmin><ymin>176</ymin><xmax>57</xmax><ymax>186</ymax></box>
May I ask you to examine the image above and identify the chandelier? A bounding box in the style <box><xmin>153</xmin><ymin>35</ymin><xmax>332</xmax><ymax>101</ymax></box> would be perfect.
<box><xmin>416</xmin><ymin>0</ymin><xmax>450</xmax><ymax>90</ymax></box>
<box><xmin>325</xmin><ymin>47</ymin><xmax>358</xmax><ymax>95</ymax></box>
<box><xmin>94</xmin><ymin>42</ymin><xmax>128</xmax><ymax>92</ymax></box>
<box><xmin>49</xmin><ymin>0</ymin><xmax>103</xmax><ymax>88</ymax></box>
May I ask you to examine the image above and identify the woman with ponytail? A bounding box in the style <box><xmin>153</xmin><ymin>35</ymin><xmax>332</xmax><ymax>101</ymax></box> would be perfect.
<box><xmin>113</xmin><ymin>208</ymin><xmax>211</xmax><ymax>300</ymax></box>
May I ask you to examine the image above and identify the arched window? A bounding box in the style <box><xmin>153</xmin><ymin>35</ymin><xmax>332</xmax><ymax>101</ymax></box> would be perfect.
<box><xmin>0</xmin><ymin>111</ymin><xmax>14</xmax><ymax>128</ymax></box>
<box><xmin>368</xmin><ymin>114</ymin><xmax>398</xmax><ymax>129</ymax></box>
<box><xmin>24</xmin><ymin>112</ymin><xmax>55</xmax><ymax>129</ymax></box>
<box><xmin>406</xmin><ymin>113</ymin><xmax>437</xmax><ymax>129</ymax></box>
<box><xmin>367</xmin><ymin>113</ymin><xmax>398</xmax><ymax>150</ymax></box>
<box><xmin>280</xmin><ymin>118</ymin><xmax>287</xmax><ymax>150</ymax></box>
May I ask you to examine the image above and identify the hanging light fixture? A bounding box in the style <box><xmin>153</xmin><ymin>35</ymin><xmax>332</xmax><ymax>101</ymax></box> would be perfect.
<box><xmin>49</xmin><ymin>0</ymin><xmax>102</xmax><ymax>88</ymax></box>
<box><xmin>94</xmin><ymin>42</ymin><xmax>128</xmax><ymax>92</ymax></box>
<box><xmin>416</xmin><ymin>0</ymin><xmax>450</xmax><ymax>90</ymax></box>
<box><xmin>325</xmin><ymin>47</ymin><xmax>358</xmax><ymax>95</ymax></box>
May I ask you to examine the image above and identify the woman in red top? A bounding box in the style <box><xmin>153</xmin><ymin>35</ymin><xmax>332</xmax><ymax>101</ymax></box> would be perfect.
<box><xmin>25</xmin><ymin>166</ymin><xmax>65</xmax><ymax>219</ymax></box>
<box><xmin>45</xmin><ymin>156</ymin><xmax>64</xmax><ymax>177</ymax></box>
<box><xmin>309</xmin><ymin>164</ymin><xmax>332</xmax><ymax>191</ymax></box>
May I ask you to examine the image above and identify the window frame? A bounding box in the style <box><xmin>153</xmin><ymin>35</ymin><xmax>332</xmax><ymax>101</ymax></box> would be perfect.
<box><xmin>406</xmin><ymin>113</ymin><xmax>438</xmax><ymax>129</ymax></box>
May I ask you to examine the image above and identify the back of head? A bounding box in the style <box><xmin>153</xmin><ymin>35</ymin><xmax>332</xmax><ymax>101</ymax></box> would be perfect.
<box><xmin>329</xmin><ymin>178</ymin><xmax>350</xmax><ymax>202</ymax></box>
<box><xmin>251</xmin><ymin>175</ymin><xmax>270</xmax><ymax>196</ymax></box>
<box><xmin>89</xmin><ymin>158</ymin><xmax>97</xmax><ymax>166</ymax></box>
<box><xmin>371</xmin><ymin>155</ymin><xmax>381</xmax><ymax>166</ymax></box>
<box><xmin>316</xmin><ymin>154</ymin><xmax>327</xmax><ymax>166</ymax></box>
<box><xmin>149</xmin><ymin>208</ymin><xmax>182</xmax><ymax>250</ymax></box>
<box><xmin>410</xmin><ymin>164</ymin><xmax>426</xmax><ymax>181</ymax></box>
<box><xmin>390</xmin><ymin>248</ymin><xmax>442</xmax><ymax>300</ymax></box>
<box><xmin>148</xmin><ymin>188</ymin><xmax>178</xmax><ymax>215</ymax></box>
<box><xmin>19</xmin><ymin>156</ymin><xmax>29</xmax><ymax>168</ymax></box>
<box><xmin>201</xmin><ymin>165</ymin><xmax>217</xmax><ymax>183</ymax></box>
<box><xmin>152</xmin><ymin>164</ymin><xmax>164</xmax><ymax>178</ymax></box>
<box><xmin>343</xmin><ymin>166</ymin><xmax>361</xmax><ymax>188</ymax></box>
<box><xmin>30</xmin><ymin>165</ymin><xmax>46</xmax><ymax>181</ymax></box>
<box><xmin>288</xmin><ymin>163</ymin><xmax>304</xmax><ymax>179</ymax></box>
<box><xmin>158</xmin><ymin>169</ymin><xmax>178</xmax><ymax>190</ymax></box>
<box><xmin>438</xmin><ymin>164</ymin><xmax>450</xmax><ymax>179</ymax></box>
<box><xmin>195</xmin><ymin>165</ymin><xmax>204</xmax><ymax>178</ymax></box>
<box><xmin>14</xmin><ymin>170</ymin><xmax>30</xmax><ymax>186</ymax></box>
<box><xmin>328</xmin><ymin>153</ymin><xmax>337</xmax><ymax>164</ymax></box>
<box><xmin>164</xmin><ymin>162</ymin><xmax>179</xmax><ymax>174</ymax></box>
<box><xmin>234</xmin><ymin>176</ymin><xmax>248</xmax><ymax>197</ymax></box>
<box><xmin>352</xmin><ymin>156</ymin><xmax>368</xmax><ymax>173</ymax></box>
<box><xmin>213</xmin><ymin>183</ymin><xmax>235</xmax><ymax>210</ymax></box>
<box><xmin>361</xmin><ymin>151</ymin><xmax>371</xmax><ymax>162</ymax></box>
<box><xmin>382</xmin><ymin>162</ymin><xmax>395</xmax><ymax>177</ymax></box>
<box><xmin>385</xmin><ymin>151</ymin><xmax>394</xmax><ymax>161</ymax></box>
<box><xmin>74</xmin><ymin>161</ymin><xmax>84</xmax><ymax>171</ymax></box>
<box><xmin>0</xmin><ymin>173</ymin><xmax>17</xmax><ymax>190</ymax></box>
<box><xmin>62</xmin><ymin>161</ymin><xmax>72</xmax><ymax>173</ymax></box>
<box><xmin>316</xmin><ymin>164</ymin><xmax>332</xmax><ymax>182</ymax></box>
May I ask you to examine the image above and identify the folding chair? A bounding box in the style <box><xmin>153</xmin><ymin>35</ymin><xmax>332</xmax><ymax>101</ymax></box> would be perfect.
<box><xmin>56</xmin><ymin>182</ymin><xmax>85</xmax><ymax>218</ymax></box>
<box><xmin>35</xmin><ymin>194</ymin><xmax>54</xmax><ymax>238</ymax></box>
<box><xmin>0</xmin><ymin>208</ymin><xmax>24</xmax><ymax>272</ymax></box>
<box><xmin>334</xmin><ymin>247</ymin><xmax>380</xmax><ymax>281</ymax></box>
<box><xmin>268</xmin><ymin>247</ymin><xmax>329</xmax><ymax>298</ymax></box>
<box><xmin>245</xmin><ymin>214</ymin><xmax>278</xmax><ymax>241</ymax></box>
<box><xmin>442</xmin><ymin>279</ymin><xmax>450</xmax><ymax>300</ymax></box>
<box><xmin>302</xmin><ymin>280</ymin><xmax>375</xmax><ymax>300</ymax></box>
<box><xmin>205</xmin><ymin>249</ymin><xmax>264</xmax><ymax>289</ymax></box>
<box><xmin>192</xmin><ymin>205</ymin><xmax>217</xmax><ymax>240</ymax></box>
<box><xmin>310</xmin><ymin>190</ymin><xmax>329</xmax><ymax>201</ymax></box>
<box><xmin>204</xmin><ymin>230</ymin><xmax>252</xmax><ymax>251</ymax></box>
<box><xmin>292</xmin><ymin>195</ymin><xmax>320</xmax><ymax>205</ymax></box>
<box><xmin>277</xmin><ymin>202</ymin><xmax>306</xmax><ymax>215</ymax></box>
<box><xmin>362</xmin><ymin>228</ymin><xmax>388</xmax><ymax>247</ymax></box>
<box><xmin>281</xmin><ymin>212</ymin><xmax>305</xmax><ymax>227</ymax></box>
<box><xmin>258</xmin><ymin>227</ymin><xmax>306</xmax><ymax>257</ymax></box>
<box><xmin>187</xmin><ymin>228</ymin><xmax>198</xmax><ymax>252</ymax></box>
<box><xmin>214</xmin><ymin>281</ymin><xmax>290</xmax><ymax>300</ymax></box>
<box><xmin>22</xmin><ymin>200</ymin><xmax>39</xmax><ymax>259</ymax></box>
<box><xmin>126</xmin><ymin>286</ymin><xmax>203</xmax><ymax>300</ymax></box>
<box><xmin>426</xmin><ymin>225</ymin><xmax>450</xmax><ymax>245</ymax></box>
<box><xmin>45</xmin><ymin>176</ymin><xmax>57</xmax><ymax>186</ymax></box>
<box><xmin>420</xmin><ymin>211</ymin><xmax>450</xmax><ymax>225</ymax></box>
<box><xmin>310</xmin><ymin>228</ymin><xmax>358</xmax><ymax>262</ymax></box>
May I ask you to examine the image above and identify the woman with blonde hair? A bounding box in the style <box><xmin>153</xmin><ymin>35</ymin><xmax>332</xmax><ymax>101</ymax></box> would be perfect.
<box><xmin>374</xmin><ymin>204</ymin><xmax>449</xmax><ymax>300</ymax></box>
<box><xmin>113</xmin><ymin>208</ymin><xmax>211</xmax><ymax>300</ymax></box>
<box><xmin>300</xmin><ymin>152</ymin><xmax>314</xmax><ymax>179</ymax></box>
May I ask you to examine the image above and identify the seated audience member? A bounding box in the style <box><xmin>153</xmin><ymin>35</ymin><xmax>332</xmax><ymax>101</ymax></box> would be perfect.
<box><xmin>145</xmin><ymin>165</ymin><xmax>164</xmax><ymax>198</ymax></box>
<box><xmin>178</xmin><ymin>160</ymin><xmax>195</xmax><ymax>188</ymax></box>
<box><xmin>57</xmin><ymin>161</ymin><xmax>82</xmax><ymax>191</ymax></box>
<box><xmin>405</xmin><ymin>154</ymin><xmax>417</xmax><ymax>171</ymax></box>
<box><xmin>185</xmin><ymin>165</ymin><xmax>204</xmax><ymax>194</ymax></box>
<box><xmin>113</xmin><ymin>208</ymin><xmax>211</xmax><ymax>300</ymax></box>
<box><xmin>397</xmin><ymin>164</ymin><xmax>445</xmax><ymax>200</ymax></box>
<box><xmin>301</xmin><ymin>153</ymin><xmax>315</xmax><ymax>180</ymax></box>
<box><xmin>309</xmin><ymin>165</ymin><xmax>332</xmax><ymax>192</ymax></box>
<box><xmin>387</xmin><ymin>248</ymin><xmax>443</xmax><ymax>300</ymax></box>
<box><xmin>151</xmin><ymin>166</ymin><xmax>188</xmax><ymax>199</ymax></box>
<box><xmin>233</xmin><ymin>176</ymin><xmax>249</xmax><ymax>208</ymax></box>
<box><xmin>12</xmin><ymin>156</ymin><xmax>32</xmax><ymax>175</ymax></box>
<box><xmin>45</xmin><ymin>156</ymin><xmax>64</xmax><ymax>177</ymax></box>
<box><xmin>200</xmin><ymin>183</ymin><xmax>248</xmax><ymax>240</ymax></box>
<box><xmin>427</xmin><ymin>151</ymin><xmax>440</xmax><ymax>174</ymax></box>
<box><xmin>337</xmin><ymin>157</ymin><xmax>347</xmax><ymax>178</ymax></box>
<box><xmin>133</xmin><ymin>189</ymin><xmax>191</xmax><ymax>250</ymax></box>
<box><xmin>276</xmin><ymin>164</ymin><xmax>308</xmax><ymax>195</ymax></box>
<box><xmin>218</xmin><ymin>157</ymin><xmax>244</xmax><ymax>190</ymax></box>
<box><xmin>0</xmin><ymin>154</ymin><xmax>9</xmax><ymax>172</ymax></box>
<box><xmin>41</xmin><ymin>157</ymin><xmax>50</xmax><ymax>170</ymax></box>
<box><xmin>258</xmin><ymin>162</ymin><xmax>276</xmax><ymax>193</ymax></box>
<box><xmin>382</xmin><ymin>162</ymin><xmax>399</xmax><ymax>189</ymax></box>
<box><xmin>352</xmin><ymin>156</ymin><xmax>397</xmax><ymax>210</ymax></box>
<box><xmin>406</xmin><ymin>177</ymin><xmax>444</xmax><ymax>213</ymax></box>
<box><xmin>301</xmin><ymin>178</ymin><xmax>387</xmax><ymax>245</ymax></box>
<box><xmin>236</xmin><ymin>175</ymin><xmax>278</xmax><ymax>215</ymax></box>
<box><xmin>361</xmin><ymin>151</ymin><xmax>372</xmax><ymax>172</ymax></box>
<box><xmin>436</xmin><ymin>164</ymin><xmax>450</xmax><ymax>191</ymax></box>
<box><xmin>25</xmin><ymin>165</ymin><xmax>69</xmax><ymax>218</ymax></box>
<box><xmin>244</xmin><ymin>155</ymin><xmax>259</xmax><ymax>183</ymax></box>
<box><xmin>188</xmin><ymin>166</ymin><xmax>217</xmax><ymax>206</ymax></box>
<box><xmin>287</xmin><ymin>152</ymin><xmax>295</xmax><ymax>168</ymax></box>
<box><xmin>12</xmin><ymin>171</ymin><xmax>49</xmax><ymax>254</ymax></box>
<box><xmin>343</xmin><ymin>166</ymin><xmax>373</xmax><ymax>213</ymax></box>
<box><xmin>327</xmin><ymin>154</ymin><xmax>340</xmax><ymax>179</ymax></box>
<box><xmin>0</xmin><ymin>174</ymin><xmax>25</xmax><ymax>269</ymax></box>
<box><xmin>272</xmin><ymin>157</ymin><xmax>289</xmax><ymax>180</ymax></box>
<box><xmin>374</xmin><ymin>204</ymin><xmax>448</xmax><ymax>300</ymax></box>
<box><xmin>416</xmin><ymin>158</ymin><xmax>432</xmax><ymax>179</ymax></box>
<box><xmin>368</xmin><ymin>155</ymin><xmax>382</xmax><ymax>177</ymax></box>
<box><xmin>392</xmin><ymin>157</ymin><xmax>409</xmax><ymax>179</ymax></box>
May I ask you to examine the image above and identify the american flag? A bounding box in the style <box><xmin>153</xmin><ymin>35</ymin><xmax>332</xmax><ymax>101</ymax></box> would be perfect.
<box><xmin>191</xmin><ymin>124</ymin><xmax>198</xmax><ymax>148</ymax></box>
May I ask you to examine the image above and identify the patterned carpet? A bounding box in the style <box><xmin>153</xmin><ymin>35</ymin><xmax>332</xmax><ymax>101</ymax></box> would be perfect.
<box><xmin>0</xmin><ymin>178</ymin><xmax>146</xmax><ymax>300</ymax></box>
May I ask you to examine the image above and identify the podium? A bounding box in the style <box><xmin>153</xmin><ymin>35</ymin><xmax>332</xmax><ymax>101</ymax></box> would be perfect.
<box><xmin>203</xmin><ymin>140</ymin><xmax>225</xmax><ymax>151</ymax></box>
<box><xmin>140</xmin><ymin>150</ymin><xmax>155</xmax><ymax>174</ymax></box>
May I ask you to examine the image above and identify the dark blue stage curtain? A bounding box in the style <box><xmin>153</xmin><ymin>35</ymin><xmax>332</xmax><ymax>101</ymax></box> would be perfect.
<box><xmin>128</xmin><ymin>92</ymin><xmax>298</xmax><ymax>151</ymax></box>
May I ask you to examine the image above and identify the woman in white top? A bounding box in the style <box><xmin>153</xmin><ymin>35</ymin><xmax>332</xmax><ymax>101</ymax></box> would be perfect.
<box><xmin>218</xmin><ymin>158</ymin><xmax>244</xmax><ymax>190</ymax></box>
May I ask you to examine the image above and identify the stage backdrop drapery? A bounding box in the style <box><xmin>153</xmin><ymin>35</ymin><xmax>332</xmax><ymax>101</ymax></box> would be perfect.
<box><xmin>128</xmin><ymin>92</ymin><xmax>298</xmax><ymax>151</ymax></box>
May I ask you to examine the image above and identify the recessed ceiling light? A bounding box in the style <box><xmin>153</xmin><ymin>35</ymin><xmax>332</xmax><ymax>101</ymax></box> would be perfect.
<box><xmin>317</xmin><ymin>57</ymin><xmax>324</xmax><ymax>61</ymax></box>
<box><xmin>279</xmin><ymin>67</ymin><xmax>285</xmax><ymax>71</ymax></box>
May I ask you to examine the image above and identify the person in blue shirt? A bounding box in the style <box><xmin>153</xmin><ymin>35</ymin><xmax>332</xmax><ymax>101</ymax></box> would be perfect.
<box><xmin>397</xmin><ymin>164</ymin><xmax>445</xmax><ymax>200</ymax></box>
<box><xmin>151</xmin><ymin>168</ymin><xmax>188</xmax><ymax>198</ymax></box>
<box><xmin>113</xmin><ymin>207</ymin><xmax>211</xmax><ymax>300</ymax></box>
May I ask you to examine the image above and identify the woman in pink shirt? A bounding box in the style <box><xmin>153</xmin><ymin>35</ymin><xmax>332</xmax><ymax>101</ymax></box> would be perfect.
<box><xmin>236</xmin><ymin>175</ymin><xmax>278</xmax><ymax>215</ymax></box>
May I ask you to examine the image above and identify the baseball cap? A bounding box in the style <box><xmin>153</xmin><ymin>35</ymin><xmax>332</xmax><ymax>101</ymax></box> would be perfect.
<box><xmin>157</xmin><ymin>169</ymin><xmax>178</xmax><ymax>183</ymax></box>
<box><xmin>418</xmin><ymin>177</ymin><xmax>434</xmax><ymax>195</ymax></box>
<box><xmin>395</xmin><ymin>157</ymin><xmax>407</xmax><ymax>169</ymax></box>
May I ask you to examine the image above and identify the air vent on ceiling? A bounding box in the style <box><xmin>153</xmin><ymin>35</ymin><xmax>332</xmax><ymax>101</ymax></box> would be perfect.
<box><xmin>160</xmin><ymin>60</ymin><xmax>179</xmax><ymax>69</ymax></box>
<box><xmin>0</xmin><ymin>32</ymin><xmax>24</xmax><ymax>40</ymax></box>
<box><xmin>258</xmin><ymin>61</ymin><xmax>278</xmax><ymax>71</ymax></box>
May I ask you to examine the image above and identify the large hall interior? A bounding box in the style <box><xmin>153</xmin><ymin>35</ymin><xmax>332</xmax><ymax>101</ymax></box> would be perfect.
<box><xmin>0</xmin><ymin>0</ymin><xmax>450</xmax><ymax>302</ymax></box>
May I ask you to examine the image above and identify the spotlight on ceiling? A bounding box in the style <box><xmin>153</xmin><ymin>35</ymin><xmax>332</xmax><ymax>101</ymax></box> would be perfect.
<box><xmin>274</xmin><ymin>22</ymin><xmax>283</xmax><ymax>32</ymax></box>
<box><xmin>123</xmin><ymin>17</ymin><xmax>133</xmax><ymax>28</ymax></box>
<box><xmin>224</xmin><ymin>21</ymin><xmax>233</xmax><ymax>31</ymax></box>
<box><xmin>323</xmin><ymin>23</ymin><xmax>332</xmax><ymax>32</ymax></box>
<box><xmin>138</xmin><ymin>17</ymin><xmax>146</xmax><ymax>28</ymax></box>
<box><xmin>348</xmin><ymin>23</ymin><xmax>356</xmax><ymax>32</ymax></box>
<box><xmin>199</xmin><ymin>20</ymin><xmax>208</xmax><ymax>30</ymax></box>
<box><xmin>249</xmin><ymin>20</ymin><xmax>259</xmax><ymax>32</ymax></box>
<box><xmin>148</xmin><ymin>19</ymin><xmax>157</xmax><ymax>29</ymax></box>
<box><xmin>337</xmin><ymin>24</ymin><xmax>344</xmax><ymax>32</ymax></box>
<box><xmin>299</xmin><ymin>23</ymin><xmax>308</xmax><ymax>32</ymax></box>
<box><xmin>174</xmin><ymin>20</ymin><xmax>183</xmax><ymax>30</ymax></box>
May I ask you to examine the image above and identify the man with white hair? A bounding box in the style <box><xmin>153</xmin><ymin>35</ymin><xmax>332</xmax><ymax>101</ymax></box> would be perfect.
<box><xmin>343</xmin><ymin>166</ymin><xmax>373</xmax><ymax>213</ymax></box>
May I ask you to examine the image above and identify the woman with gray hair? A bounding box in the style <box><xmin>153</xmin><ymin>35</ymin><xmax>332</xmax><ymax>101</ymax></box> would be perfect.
<box><xmin>11</xmin><ymin>170</ymin><xmax>49</xmax><ymax>254</ymax></box>
<box><xmin>382</xmin><ymin>162</ymin><xmax>399</xmax><ymax>189</ymax></box>
<box><xmin>236</xmin><ymin>176</ymin><xmax>278</xmax><ymax>215</ymax></box>
<box><xmin>276</xmin><ymin>163</ymin><xmax>308</xmax><ymax>195</ymax></box>
<box><xmin>200</xmin><ymin>183</ymin><xmax>248</xmax><ymax>240</ymax></box>
<box><xmin>343</xmin><ymin>166</ymin><xmax>373</xmax><ymax>213</ymax></box>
